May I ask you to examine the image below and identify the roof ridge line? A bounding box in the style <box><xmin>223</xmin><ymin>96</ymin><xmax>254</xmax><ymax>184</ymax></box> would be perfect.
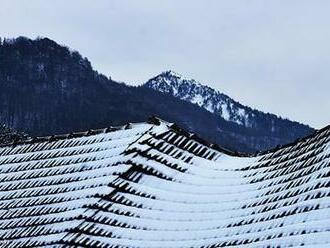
<box><xmin>0</xmin><ymin>122</ymin><xmax>148</xmax><ymax>149</ymax></box>
<box><xmin>256</xmin><ymin>124</ymin><xmax>330</xmax><ymax>156</ymax></box>
<box><xmin>0</xmin><ymin>116</ymin><xmax>328</xmax><ymax>157</ymax></box>
<box><xmin>148</xmin><ymin>116</ymin><xmax>330</xmax><ymax>158</ymax></box>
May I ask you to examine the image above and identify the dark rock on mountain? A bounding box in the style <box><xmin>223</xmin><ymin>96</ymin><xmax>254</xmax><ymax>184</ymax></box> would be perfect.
<box><xmin>0</xmin><ymin>36</ymin><xmax>314</xmax><ymax>153</ymax></box>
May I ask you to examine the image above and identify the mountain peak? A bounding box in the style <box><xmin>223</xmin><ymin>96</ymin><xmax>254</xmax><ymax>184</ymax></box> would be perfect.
<box><xmin>145</xmin><ymin>71</ymin><xmax>254</xmax><ymax>125</ymax></box>
<box><xmin>160</xmin><ymin>70</ymin><xmax>185</xmax><ymax>78</ymax></box>
<box><xmin>156</xmin><ymin>70</ymin><xmax>196</xmax><ymax>83</ymax></box>
<box><xmin>144</xmin><ymin>71</ymin><xmax>304</xmax><ymax>130</ymax></box>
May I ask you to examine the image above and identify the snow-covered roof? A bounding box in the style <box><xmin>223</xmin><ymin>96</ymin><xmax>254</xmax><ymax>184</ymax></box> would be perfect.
<box><xmin>0</xmin><ymin>118</ymin><xmax>329</xmax><ymax>247</ymax></box>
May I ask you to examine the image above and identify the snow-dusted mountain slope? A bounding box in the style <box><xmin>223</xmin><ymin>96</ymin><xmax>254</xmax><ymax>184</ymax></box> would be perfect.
<box><xmin>0</xmin><ymin>117</ymin><xmax>329</xmax><ymax>247</ymax></box>
<box><xmin>0</xmin><ymin>37</ymin><xmax>313</xmax><ymax>153</ymax></box>
<box><xmin>145</xmin><ymin>71</ymin><xmax>291</xmax><ymax>128</ymax></box>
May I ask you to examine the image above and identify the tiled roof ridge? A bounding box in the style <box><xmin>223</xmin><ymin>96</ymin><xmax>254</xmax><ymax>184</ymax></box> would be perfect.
<box><xmin>0</xmin><ymin>123</ymin><xmax>137</xmax><ymax>148</ymax></box>
<box><xmin>256</xmin><ymin>124</ymin><xmax>330</xmax><ymax>156</ymax></box>
<box><xmin>0</xmin><ymin>116</ymin><xmax>328</xmax><ymax>158</ymax></box>
<box><xmin>149</xmin><ymin>116</ymin><xmax>330</xmax><ymax>158</ymax></box>
<box><xmin>0</xmin><ymin>116</ymin><xmax>242</xmax><ymax>158</ymax></box>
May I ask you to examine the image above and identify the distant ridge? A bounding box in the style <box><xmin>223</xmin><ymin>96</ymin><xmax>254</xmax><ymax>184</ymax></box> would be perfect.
<box><xmin>145</xmin><ymin>70</ymin><xmax>300</xmax><ymax>129</ymax></box>
<box><xmin>0</xmin><ymin>36</ymin><xmax>314</xmax><ymax>152</ymax></box>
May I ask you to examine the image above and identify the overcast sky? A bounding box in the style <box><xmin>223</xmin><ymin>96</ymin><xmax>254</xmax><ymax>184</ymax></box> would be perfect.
<box><xmin>1</xmin><ymin>0</ymin><xmax>330</xmax><ymax>128</ymax></box>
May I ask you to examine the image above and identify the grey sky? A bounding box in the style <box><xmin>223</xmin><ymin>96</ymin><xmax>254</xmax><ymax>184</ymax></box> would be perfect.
<box><xmin>1</xmin><ymin>0</ymin><xmax>330</xmax><ymax>128</ymax></box>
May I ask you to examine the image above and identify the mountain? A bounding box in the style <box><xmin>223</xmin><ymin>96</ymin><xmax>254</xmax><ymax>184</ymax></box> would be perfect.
<box><xmin>145</xmin><ymin>70</ymin><xmax>296</xmax><ymax>129</ymax></box>
<box><xmin>144</xmin><ymin>70</ymin><xmax>315</xmax><ymax>149</ymax></box>
<box><xmin>0</xmin><ymin>36</ymin><xmax>314</xmax><ymax>153</ymax></box>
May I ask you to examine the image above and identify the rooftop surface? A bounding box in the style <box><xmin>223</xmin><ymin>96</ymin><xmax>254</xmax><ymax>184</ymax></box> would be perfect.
<box><xmin>0</xmin><ymin>118</ymin><xmax>329</xmax><ymax>247</ymax></box>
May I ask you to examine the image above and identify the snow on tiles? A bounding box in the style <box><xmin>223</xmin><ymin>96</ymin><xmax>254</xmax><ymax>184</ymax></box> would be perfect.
<box><xmin>0</xmin><ymin>118</ymin><xmax>329</xmax><ymax>247</ymax></box>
